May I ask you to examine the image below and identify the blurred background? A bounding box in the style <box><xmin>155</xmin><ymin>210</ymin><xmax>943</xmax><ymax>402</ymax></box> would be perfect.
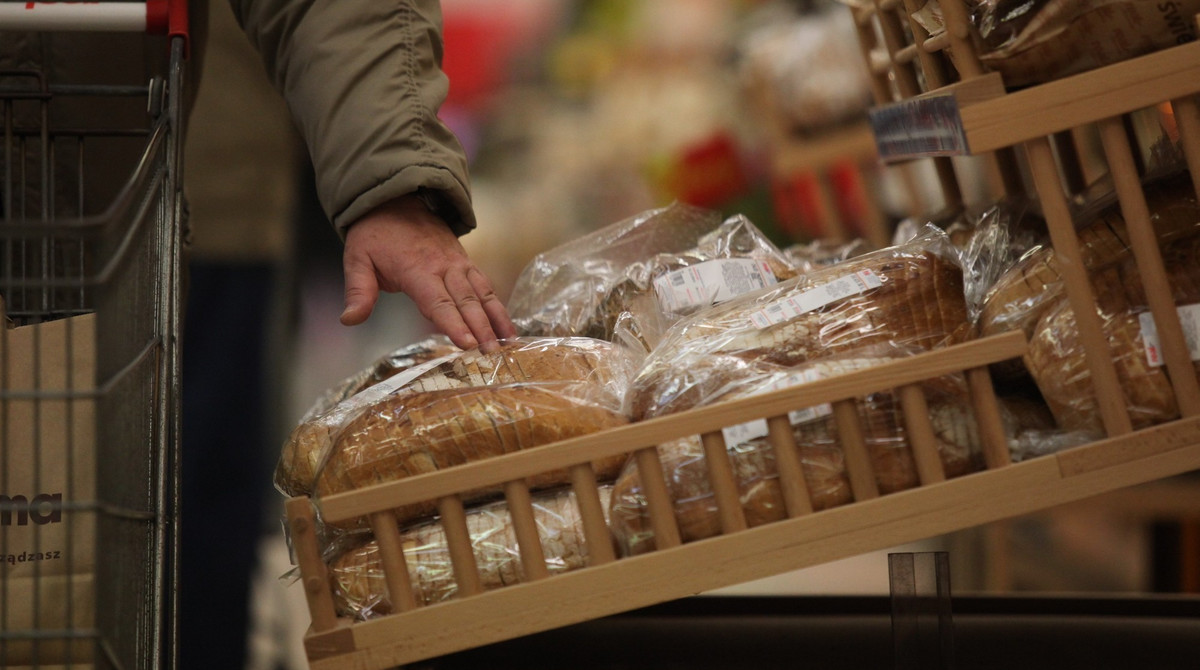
<box><xmin>176</xmin><ymin>1</ymin><xmax>1196</xmax><ymax>668</ymax></box>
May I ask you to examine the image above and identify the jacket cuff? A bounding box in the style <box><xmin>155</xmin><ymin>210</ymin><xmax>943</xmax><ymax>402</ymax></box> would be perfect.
<box><xmin>333</xmin><ymin>164</ymin><xmax>476</xmax><ymax>239</ymax></box>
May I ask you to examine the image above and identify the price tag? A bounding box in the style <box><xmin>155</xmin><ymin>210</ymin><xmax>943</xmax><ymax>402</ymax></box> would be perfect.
<box><xmin>1139</xmin><ymin>304</ymin><xmax>1200</xmax><ymax>367</ymax></box>
<box><xmin>654</xmin><ymin>258</ymin><xmax>777</xmax><ymax>313</ymax></box>
<box><xmin>749</xmin><ymin>269</ymin><xmax>883</xmax><ymax>329</ymax></box>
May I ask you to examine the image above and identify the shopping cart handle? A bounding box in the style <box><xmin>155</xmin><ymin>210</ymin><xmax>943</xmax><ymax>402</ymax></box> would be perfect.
<box><xmin>0</xmin><ymin>1</ymin><xmax>189</xmax><ymax>53</ymax></box>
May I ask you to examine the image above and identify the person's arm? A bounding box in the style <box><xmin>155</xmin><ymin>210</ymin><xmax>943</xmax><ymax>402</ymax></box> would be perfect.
<box><xmin>228</xmin><ymin>0</ymin><xmax>515</xmax><ymax>349</ymax></box>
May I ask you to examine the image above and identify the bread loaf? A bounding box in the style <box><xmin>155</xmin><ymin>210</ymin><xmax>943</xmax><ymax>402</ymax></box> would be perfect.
<box><xmin>1026</xmin><ymin>234</ymin><xmax>1200</xmax><ymax>432</ymax></box>
<box><xmin>328</xmin><ymin>486</ymin><xmax>612</xmax><ymax>618</ymax></box>
<box><xmin>508</xmin><ymin>203</ymin><xmax>796</xmax><ymax>351</ymax></box>
<box><xmin>629</xmin><ymin>227</ymin><xmax>972</xmax><ymax>419</ymax></box>
<box><xmin>275</xmin><ymin>336</ymin><xmax>460</xmax><ymax>496</ymax></box>
<box><xmin>611</xmin><ymin>354</ymin><xmax>983</xmax><ymax>555</ymax></box>
<box><xmin>981</xmin><ymin>174</ymin><xmax>1200</xmax><ymax>342</ymax></box>
<box><xmin>278</xmin><ymin>337</ymin><xmax>632</xmax><ymax>498</ymax></box>
<box><xmin>315</xmin><ymin>384</ymin><xmax>628</xmax><ymax>525</ymax></box>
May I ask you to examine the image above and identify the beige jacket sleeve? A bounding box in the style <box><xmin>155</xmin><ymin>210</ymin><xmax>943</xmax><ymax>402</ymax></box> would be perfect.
<box><xmin>227</xmin><ymin>0</ymin><xmax>476</xmax><ymax>236</ymax></box>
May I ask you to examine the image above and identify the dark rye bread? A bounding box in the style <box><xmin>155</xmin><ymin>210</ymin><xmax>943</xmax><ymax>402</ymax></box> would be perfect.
<box><xmin>328</xmin><ymin>486</ymin><xmax>612</xmax><ymax>618</ymax></box>
<box><xmin>612</xmin><ymin>355</ymin><xmax>983</xmax><ymax>555</ymax></box>
<box><xmin>628</xmin><ymin>231</ymin><xmax>973</xmax><ymax>420</ymax></box>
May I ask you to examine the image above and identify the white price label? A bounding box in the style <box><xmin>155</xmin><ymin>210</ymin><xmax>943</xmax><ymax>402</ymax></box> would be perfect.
<box><xmin>720</xmin><ymin>369</ymin><xmax>832</xmax><ymax>448</ymax></box>
<box><xmin>654</xmin><ymin>258</ymin><xmax>777</xmax><ymax>313</ymax></box>
<box><xmin>749</xmin><ymin>269</ymin><xmax>883</xmax><ymax>329</ymax></box>
<box><xmin>1139</xmin><ymin>304</ymin><xmax>1200</xmax><ymax>367</ymax></box>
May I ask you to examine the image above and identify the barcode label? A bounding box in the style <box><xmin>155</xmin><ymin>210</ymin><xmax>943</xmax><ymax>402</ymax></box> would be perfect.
<box><xmin>1139</xmin><ymin>303</ymin><xmax>1200</xmax><ymax>367</ymax></box>
<box><xmin>749</xmin><ymin>269</ymin><xmax>883</xmax><ymax>329</ymax></box>
<box><xmin>720</xmin><ymin>369</ymin><xmax>831</xmax><ymax>447</ymax></box>
<box><xmin>654</xmin><ymin>258</ymin><xmax>777</xmax><ymax>313</ymax></box>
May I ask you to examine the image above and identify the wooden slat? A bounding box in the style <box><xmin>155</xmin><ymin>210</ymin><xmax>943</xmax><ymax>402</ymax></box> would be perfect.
<box><xmin>1097</xmin><ymin>115</ymin><xmax>1200</xmax><ymax>418</ymax></box>
<box><xmin>701</xmin><ymin>430</ymin><xmax>748</xmax><ymax>534</ymax></box>
<box><xmin>1172</xmin><ymin>95</ymin><xmax>1200</xmax><ymax>200</ymax></box>
<box><xmin>307</xmin><ymin>418</ymin><xmax>1200</xmax><ymax>669</ymax></box>
<box><xmin>1024</xmin><ymin>136</ymin><xmax>1133</xmax><ymax>437</ymax></box>
<box><xmin>568</xmin><ymin>463</ymin><xmax>616</xmax><ymax>565</ymax></box>
<box><xmin>437</xmin><ymin>495</ymin><xmax>483</xmax><ymax>597</ymax></box>
<box><xmin>369</xmin><ymin>511</ymin><xmax>417</xmax><ymax>612</ymax></box>
<box><xmin>897</xmin><ymin>384</ymin><xmax>945</xmax><ymax>485</ymax></box>
<box><xmin>834</xmin><ymin>399</ymin><xmax>879</xmax><ymax>500</ymax></box>
<box><xmin>315</xmin><ymin>332</ymin><xmax>1027</xmax><ymax>524</ymax></box>
<box><xmin>766</xmin><ymin>414</ymin><xmax>813</xmax><ymax>517</ymax></box>
<box><xmin>962</xmin><ymin>41</ymin><xmax>1200</xmax><ymax>153</ymax></box>
<box><xmin>967</xmin><ymin>366</ymin><xmax>1012</xmax><ymax>470</ymax></box>
<box><xmin>634</xmin><ymin>445</ymin><xmax>682</xmax><ymax>550</ymax></box>
<box><xmin>284</xmin><ymin>497</ymin><xmax>338</xmax><ymax>632</ymax></box>
<box><xmin>504</xmin><ymin>480</ymin><xmax>550</xmax><ymax>581</ymax></box>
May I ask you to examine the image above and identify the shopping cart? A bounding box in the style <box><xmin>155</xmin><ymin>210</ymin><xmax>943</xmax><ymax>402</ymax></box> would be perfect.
<box><xmin>1</xmin><ymin>2</ymin><xmax>188</xmax><ymax>668</ymax></box>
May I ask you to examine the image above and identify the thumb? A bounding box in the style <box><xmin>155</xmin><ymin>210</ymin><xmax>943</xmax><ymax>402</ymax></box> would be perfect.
<box><xmin>341</xmin><ymin>258</ymin><xmax>381</xmax><ymax>326</ymax></box>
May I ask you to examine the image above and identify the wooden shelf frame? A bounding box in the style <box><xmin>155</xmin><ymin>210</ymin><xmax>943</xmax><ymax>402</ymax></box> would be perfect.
<box><xmin>286</xmin><ymin>327</ymin><xmax>1200</xmax><ymax>669</ymax></box>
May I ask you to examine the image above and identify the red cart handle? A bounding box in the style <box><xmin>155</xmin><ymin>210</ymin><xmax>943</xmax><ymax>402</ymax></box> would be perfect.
<box><xmin>0</xmin><ymin>1</ymin><xmax>189</xmax><ymax>53</ymax></box>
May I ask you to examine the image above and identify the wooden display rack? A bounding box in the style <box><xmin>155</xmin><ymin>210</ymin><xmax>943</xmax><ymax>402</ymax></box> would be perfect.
<box><xmin>284</xmin><ymin>6</ymin><xmax>1200</xmax><ymax>668</ymax></box>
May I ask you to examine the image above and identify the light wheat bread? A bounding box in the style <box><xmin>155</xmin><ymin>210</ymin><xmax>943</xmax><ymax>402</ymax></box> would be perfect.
<box><xmin>279</xmin><ymin>337</ymin><xmax>631</xmax><ymax>498</ymax></box>
<box><xmin>328</xmin><ymin>486</ymin><xmax>612</xmax><ymax>618</ymax></box>
<box><xmin>1026</xmin><ymin>233</ymin><xmax>1200</xmax><ymax>432</ymax></box>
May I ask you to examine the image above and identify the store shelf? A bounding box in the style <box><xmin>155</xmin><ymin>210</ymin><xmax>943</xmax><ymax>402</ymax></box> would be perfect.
<box><xmin>869</xmin><ymin>41</ymin><xmax>1200</xmax><ymax>160</ymax></box>
<box><xmin>286</xmin><ymin>329</ymin><xmax>1200</xmax><ymax>669</ymax></box>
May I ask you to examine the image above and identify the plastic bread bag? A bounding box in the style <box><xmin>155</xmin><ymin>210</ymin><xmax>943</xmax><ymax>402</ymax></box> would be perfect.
<box><xmin>1025</xmin><ymin>231</ymin><xmax>1200</xmax><ymax>433</ymax></box>
<box><xmin>310</xmin><ymin>337</ymin><xmax>639</xmax><ymax>529</ymax></box>
<box><xmin>276</xmin><ymin>336</ymin><xmax>461</xmax><ymax>497</ymax></box>
<box><xmin>627</xmin><ymin>224</ymin><xmax>974</xmax><ymax>421</ymax></box>
<box><xmin>278</xmin><ymin>337</ymin><xmax>636</xmax><ymax>499</ymax></box>
<box><xmin>327</xmin><ymin>485</ymin><xmax>613</xmax><ymax>619</ymax></box>
<box><xmin>957</xmin><ymin>197</ymin><xmax>1047</xmax><ymax>324</ymax></box>
<box><xmin>737</xmin><ymin>3</ymin><xmax>873</xmax><ymax>134</ymax></box>
<box><xmin>912</xmin><ymin>0</ymin><xmax>1200</xmax><ymax>87</ymax></box>
<box><xmin>507</xmin><ymin>202</ymin><xmax>796</xmax><ymax>352</ymax></box>
<box><xmin>783</xmin><ymin>237</ymin><xmax>875</xmax><ymax>274</ymax></box>
<box><xmin>979</xmin><ymin>172</ymin><xmax>1200</xmax><ymax>384</ymax></box>
<box><xmin>610</xmin><ymin>345</ymin><xmax>1006</xmax><ymax>556</ymax></box>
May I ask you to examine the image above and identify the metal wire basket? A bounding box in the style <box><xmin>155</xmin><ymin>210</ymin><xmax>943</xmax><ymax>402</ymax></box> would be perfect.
<box><xmin>1</xmin><ymin>3</ymin><xmax>188</xmax><ymax>668</ymax></box>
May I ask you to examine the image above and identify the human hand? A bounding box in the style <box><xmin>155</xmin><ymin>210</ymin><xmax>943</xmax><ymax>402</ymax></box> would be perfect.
<box><xmin>340</xmin><ymin>194</ymin><xmax>517</xmax><ymax>352</ymax></box>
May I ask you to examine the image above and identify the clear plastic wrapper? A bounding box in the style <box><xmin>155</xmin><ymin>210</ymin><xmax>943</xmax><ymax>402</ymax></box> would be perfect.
<box><xmin>913</xmin><ymin>0</ymin><xmax>1200</xmax><ymax>87</ymax></box>
<box><xmin>628</xmin><ymin>225</ymin><xmax>973</xmax><ymax>420</ymax></box>
<box><xmin>611</xmin><ymin>349</ymin><xmax>991</xmax><ymax>556</ymax></box>
<box><xmin>327</xmin><ymin>486</ymin><xmax>612</xmax><ymax>618</ymax></box>
<box><xmin>782</xmin><ymin>237</ymin><xmax>875</xmax><ymax>274</ymax></box>
<box><xmin>309</xmin><ymin>337</ymin><xmax>636</xmax><ymax>528</ymax></box>
<box><xmin>1025</xmin><ymin>232</ymin><xmax>1200</xmax><ymax>432</ymax></box>
<box><xmin>507</xmin><ymin>202</ymin><xmax>796</xmax><ymax>352</ymax></box>
<box><xmin>957</xmin><ymin>197</ymin><xmax>1047</xmax><ymax>323</ymax></box>
<box><xmin>979</xmin><ymin>173</ymin><xmax>1200</xmax><ymax>384</ymax></box>
<box><xmin>275</xmin><ymin>336</ymin><xmax>462</xmax><ymax>497</ymax></box>
<box><xmin>278</xmin><ymin>337</ymin><xmax>635</xmax><ymax>502</ymax></box>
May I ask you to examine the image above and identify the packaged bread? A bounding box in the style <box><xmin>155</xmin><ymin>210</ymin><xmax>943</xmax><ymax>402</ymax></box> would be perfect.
<box><xmin>328</xmin><ymin>486</ymin><xmax>612</xmax><ymax>618</ymax></box>
<box><xmin>611</xmin><ymin>351</ymin><xmax>986</xmax><ymax>555</ymax></box>
<box><xmin>279</xmin><ymin>337</ymin><xmax>634</xmax><ymax>500</ymax></box>
<box><xmin>275</xmin><ymin>336</ymin><xmax>461</xmax><ymax>496</ymax></box>
<box><xmin>628</xmin><ymin>225</ymin><xmax>973</xmax><ymax>420</ymax></box>
<box><xmin>507</xmin><ymin>202</ymin><xmax>796</xmax><ymax>352</ymax></box>
<box><xmin>311</xmin><ymin>337</ymin><xmax>636</xmax><ymax>527</ymax></box>
<box><xmin>979</xmin><ymin>173</ymin><xmax>1200</xmax><ymax>383</ymax></box>
<box><xmin>1026</xmin><ymin>232</ymin><xmax>1200</xmax><ymax>432</ymax></box>
<box><xmin>913</xmin><ymin>0</ymin><xmax>1200</xmax><ymax>87</ymax></box>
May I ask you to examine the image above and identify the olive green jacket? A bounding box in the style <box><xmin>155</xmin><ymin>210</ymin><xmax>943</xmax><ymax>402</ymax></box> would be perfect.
<box><xmin>228</xmin><ymin>0</ymin><xmax>475</xmax><ymax>237</ymax></box>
